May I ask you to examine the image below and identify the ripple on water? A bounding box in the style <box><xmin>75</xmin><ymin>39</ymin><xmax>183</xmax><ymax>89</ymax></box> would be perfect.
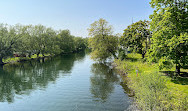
<box><xmin>0</xmin><ymin>53</ymin><xmax>132</xmax><ymax>111</ymax></box>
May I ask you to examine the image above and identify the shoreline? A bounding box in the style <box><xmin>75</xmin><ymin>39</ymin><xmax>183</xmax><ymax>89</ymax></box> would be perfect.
<box><xmin>1</xmin><ymin>55</ymin><xmax>53</xmax><ymax>66</ymax></box>
<box><xmin>1</xmin><ymin>49</ymin><xmax>89</xmax><ymax>66</ymax></box>
<box><xmin>113</xmin><ymin>53</ymin><xmax>188</xmax><ymax>111</ymax></box>
<box><xmin>111</xmin><ymin>61</ymin><xmax>139</xmax><ymax>111</ymax></box>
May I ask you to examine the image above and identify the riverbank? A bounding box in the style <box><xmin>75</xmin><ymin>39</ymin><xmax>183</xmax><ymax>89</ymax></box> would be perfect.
<box><xmin>114</xmin><ymin>53</ymin><xmax>188</xmax><ymax>111</ymax></box>
<box><xmin>2</xmin><ymin>54</ymin><xmax>52</xmax><ymax>65</ymax></box>
<box><xmin>0</xmin><ymin>52</ymin><xmax>131</xmax><ymax>111</ymax></box>
<box><xmin>2</xmin><ymin>49</ymin><xmax>90</xmax><ymax>65</ymax></box>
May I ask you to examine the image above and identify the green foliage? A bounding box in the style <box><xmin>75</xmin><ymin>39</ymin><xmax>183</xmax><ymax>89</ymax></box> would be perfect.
<box><xmin>88</xmin><ymin>18</ymin><xmax>113</xmax><ymax>37</ymax></box>
<box><xmin>88</xmin><ymin>18</ymin><xmax>118</xmax><ymax>62</ymax></box>
<box><xmin>15</xmin><ymin>24</ymin><xmax>34</xmax><ymax>56</ymax></box>
<box><xmin>148</xmin><ymin>0</ymin><xmax>188</xmax><ymax>73</ymax></box>
<box><xmin>134</xmin><ymin>72</ymin><xmax>170</xmax><ymax>111</ymax></box>
<box><xmin>120</xmin><ymin>20</ymin><xmax>151</xmax><ymax>58</ymax></box>
<box><xmin>118</xmin><ymin>48</ymin><xmax>127</xmax><ymax>60</ymax></box>
<box><xmin>89</xmin><ymin>34</ymin><xmax>118</xmax><ymax>62</ymax></box>
<box><xmin>158</xmin><ymin>56</ymin><xmax>174</xmax><ymax>70</ymax></box>
<box><xmin>0</xmin><ymin>24</ymin><xmax>18</xmax><ymax>64</ymax></box>
<box><xmin>83</xmin><ymin>37</ymin><xmax>89</xmax><ymax>48</ymax></box>
<box><xmin>115</xmin><ymin>53</ymin><xmax>188</xmax><ymax>111</ymax></box>
<box><xmin>57</xmin><ymin>30</ymin><xmax>75</xmax><ymax>53</ymax></box>
<box><xmin>0</xmin><ymin>23</ymin><xmax>87</xmax><ymax>64</ymax></box>
<box><xmin>73</xmin><ymin>37</ymin><xmax>86</xmax><ymax>52</ymax></box>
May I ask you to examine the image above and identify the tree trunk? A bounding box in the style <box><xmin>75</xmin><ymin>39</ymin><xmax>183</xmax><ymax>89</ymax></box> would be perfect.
<box><xmin>37</xmin><ymin>52</ymin><xmax>40</xmax><ymax>58</ymax></box>
<box><xmin>0</xmin><ymin>57</ymin><xmax>4</xmax><ymax>65</ymax></box>
<box><xmin>28</xmin><ymin>54</ymin><xmax>31</xmax><ymax>58</ymax></box>
<box><xmin>176</xmin><ymin>64</ymin><xmax>180</xmax><ymax>76</ymax></box>
<box><xmin>142</xmin><ymin>51</ymin><xmax>145</xmax><ymax>59</ymax></box>
<box><xmin>42</xmin><ymin>57</ymin><xmax>45</xmax><ymax>63</ymax></box>
<box><xmin>142</xmin><ymin>53</ymin><xmax>145</xmax><ymax>59</ymax></box>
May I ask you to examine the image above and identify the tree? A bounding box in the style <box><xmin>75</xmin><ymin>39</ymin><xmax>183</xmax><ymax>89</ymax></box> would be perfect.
<box><xmin>14</xmin><ymin>24</ymin><xmax>36</xmax><ymax>57</ymax></box>
<box><xmin>0</xmin><ymin>22</ymin><xmax>87</xmax><ymax>65</ymax></box>
<box><xmin>40</xmin><ymin>27</ymin><xmax>60</xmax><ymax>55</ymax></box>
<box><xmin>120</xmin><ymin>20</ymin><xmax>151</xmax><ymax>59</ymax></box>
<box><xmin>149</xmin><ymin>0</ymin><xmax>188</xmax><ymax>74</ymax></box>
<box><xmin>88</xmin><ymin>18</ymin><xmax>118</xmax><ymax>62</ymax></box>
<box><xmin>73</xmin><ymin>37</ymin><xmax>86</xmax><ymax>52</ymax></box>
<box><xmin>14</xmin><ymin>24</ymin><xmax>59</xmax><ymax>57</ymax></box>
<box><xmin>0</xmin><ymin>24</ymin><xmax>17</xmax><ymax>64</ymax></box>
<box><xmin>32</xmin><ymin>25</ymin><xmax>47</xmax><ymax>57</ymax></box>
<box><xmin>57</xmin><ymin>30</ymin><xmax>75</xmax><ymax>54</ymax></box>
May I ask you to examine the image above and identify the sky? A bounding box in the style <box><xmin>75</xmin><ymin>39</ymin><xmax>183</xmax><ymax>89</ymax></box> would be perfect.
<box><xmin>0</xmin><ymin>0</ymin><xmax>154</xmax><ymax>37</ymax></box>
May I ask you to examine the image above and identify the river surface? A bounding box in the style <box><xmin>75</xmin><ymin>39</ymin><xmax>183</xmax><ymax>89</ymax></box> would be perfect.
<box><xmin>0</xmin><ymin>52</ymin><xmax>132</xmax><ymax>111</ymax></box>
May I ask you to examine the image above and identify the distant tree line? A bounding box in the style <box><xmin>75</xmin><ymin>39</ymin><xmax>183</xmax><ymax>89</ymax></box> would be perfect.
<box><xmin>0</xmin><ymin>24</ymin><xmax>88</xmax><ymax>65</ymax></box>
<box><xmin>88</xmin><ymin>0</ymin><xmax>187</xmax><ymax>75</ymax></box>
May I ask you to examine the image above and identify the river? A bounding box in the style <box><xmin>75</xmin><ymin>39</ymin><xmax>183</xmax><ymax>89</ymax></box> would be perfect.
<box><xmin>0</xmin><ymin>52</ymin><xmax>132</xmax><ymax>111</ymax></box>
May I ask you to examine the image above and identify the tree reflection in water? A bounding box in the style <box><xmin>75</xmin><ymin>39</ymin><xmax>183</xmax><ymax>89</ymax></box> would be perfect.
<box><xmin>0</xmin><ymin>52</ymin><xmax>85</xmax><ymax>103</ymax></box>
<box><xmin>90</xmin><ymin>63</ymin><xmax>119</xmax><ymax>102</ymax></box>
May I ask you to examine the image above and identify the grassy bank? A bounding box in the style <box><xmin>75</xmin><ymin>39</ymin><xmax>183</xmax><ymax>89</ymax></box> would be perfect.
<box><xmin>115</xmin><ymin>53</ymin><xmax>188</xmax><ymax>111</ymax></box>
<box><xmin>2</xmin><ymin>54</ymin><xmax>51</xmax><ymax>64</ymax></box>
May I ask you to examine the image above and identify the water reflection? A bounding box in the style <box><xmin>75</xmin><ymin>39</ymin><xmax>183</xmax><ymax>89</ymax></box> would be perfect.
<box><xmin>0</xmin><ymin>52</ymin><xmax>85</xmax><ymax>103</ymax></box>
<box><xmin>90</xmin><ymin>63</ymin><xmax>119</xmax><ymax>102</ymax></box>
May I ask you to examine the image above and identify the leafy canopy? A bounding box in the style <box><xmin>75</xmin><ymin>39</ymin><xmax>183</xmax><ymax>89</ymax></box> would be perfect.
<box><xmin>120</xmin><ymin>20</ymin><xmax>151</xmax><ymax>58</ymax></box>
<box><xmin>88</xmin><ymin>18</ymin><xmax>118</xmax><ymax>62</ymax></box>
<box><xmin>148</xmin><ymin>0</ymin><xmax>188</xmax><ymax>72</ymax></box>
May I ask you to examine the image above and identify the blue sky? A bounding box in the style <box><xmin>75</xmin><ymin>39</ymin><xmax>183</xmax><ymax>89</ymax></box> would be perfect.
<box><xmin>0</xmin><ymin>0</ymin><xmax>153</xmax><ymax>37</ymax></box>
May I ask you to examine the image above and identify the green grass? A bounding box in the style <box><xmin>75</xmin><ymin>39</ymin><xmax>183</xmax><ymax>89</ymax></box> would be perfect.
<box><xmin>115</xmin><ymin>53</ymin><xmax>188</xmax><ymax>111</ymax></box>
<box><xmin>3</xmin><ymin>54</ymin><xmax>51</xmax><ymax>64</ymax></box>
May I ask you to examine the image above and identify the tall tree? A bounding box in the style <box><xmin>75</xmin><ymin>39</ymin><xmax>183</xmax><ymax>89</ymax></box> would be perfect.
<box><xmin>0</xmin><ymin>24</ymin><xmax>17</xmax><ymax>64</ymax></box>
<box><xmin>149</xmin><ymin>0</ymin><xmax>188</xmax><ymax>74</ymax></box>
<box><xmin>40</xmin><ymin>27</ymin><xmax>60</xmax><ymax>56</ymax></box>
<box><xmin>120</xmin><ymin>20</ymin><xmax>151</xmax><ymax>58</ymax></box>
<box><xmin>57</xmin><ymin>30</ymin><xmax>75</xmax><ymax>54</ymax></box>
<box><xmin>88</xmin><ymin>18</ymin><xmax>118</xmax><ymax>62</ymax></box>
<box><xmin>14</xmin><ymin>24</ymin><xmax>35</xmax><ymax>57</ymax></box>
<box><xmin>32</xmin><ymin>25</ymin><xmax>47</xmax><ymax>57</ymax></box>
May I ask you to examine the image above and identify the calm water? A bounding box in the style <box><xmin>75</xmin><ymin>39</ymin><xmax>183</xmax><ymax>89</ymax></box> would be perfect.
<box><xmin>0</xmin><ymin>52</ymin><xmax>132</xmax><ymax>111</ymax></box>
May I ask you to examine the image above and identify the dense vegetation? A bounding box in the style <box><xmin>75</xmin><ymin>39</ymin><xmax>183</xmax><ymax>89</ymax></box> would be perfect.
<box><xmin>0</xmin><ymin>0</ymin><xmax>187</xmax><ymax>110</ymax></box>
<box><xmin>149</xmin><ymin>0</ymin><xmax>188</xmax><ymax>75</ymax></box>
<box><xmin>88</xmin><ymin>0</ymin><xmax>188</xmax><ymax>75</ymax></box>
<box><xmin>120</xmin><ymin>20</ymin><xmax>151</xmax><ymax>59</ymax></box>
<box><xmin>0</xmin><ymin>24</ymin><xmax>88</xmax><ymax>65</ymax></box>
<box><xmin>88</xmin><ymin>18</ymin><xmax>118</xmax><ymax>62</ymax></box>
<box><xmin>115</xmin><ymin>54</ymin><xmax>187</xmax><ymax>111</ymax></box>
<box><xmin>87</xmin><ymin>0</ymin><xmax>188</xmax><ymax>110</ymax></box>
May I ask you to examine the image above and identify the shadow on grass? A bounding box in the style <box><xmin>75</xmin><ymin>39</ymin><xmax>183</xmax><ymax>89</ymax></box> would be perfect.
<box><xmin>125</xmin><ymin>57</ymin><xmax>138</xmax><ymax>62</ymax></box>
<box><xmin>160</xmin><ymin>71</ymin><xmax>188</xmax><ymax>85</ymax></box>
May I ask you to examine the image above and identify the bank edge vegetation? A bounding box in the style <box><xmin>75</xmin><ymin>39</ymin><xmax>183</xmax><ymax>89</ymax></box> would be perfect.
<box><xmin>0</xmin><ymin>0</ymin><xmax>187</xmax><ymax>110</ymax></box>
<box><xmin>0</xmin><ymin>24</ymin><xmax>88</xmax><ymax>65</ymax></box>
<box><xmin>88</xmin><ymin>0</ymin><xmax>188</xmax><ymax>111</ymax></box>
